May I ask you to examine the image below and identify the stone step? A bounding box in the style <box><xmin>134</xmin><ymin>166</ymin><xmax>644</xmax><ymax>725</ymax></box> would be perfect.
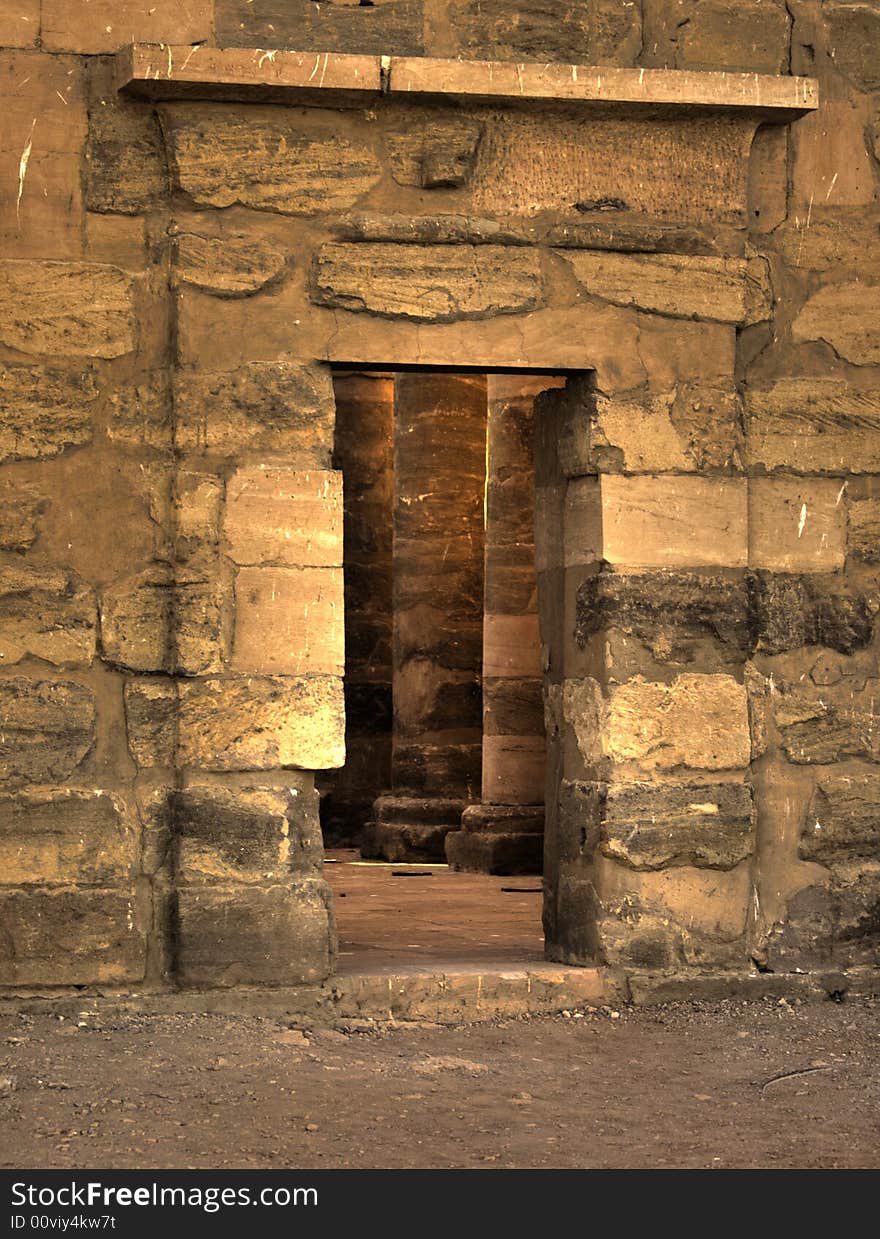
<box><xmin>360</xmin><ymin>820</ymin><xmax>453</xmax><ymax>862</ymax></box>
<box><xmin>373</xmin><ymin>794</ymin><xmax>467</xmax><ymax>826</ymax></box>
<box><xmin>445</xmin><ymin>829</ymin><xmax>544</xmax><ymax>876</ymax></box>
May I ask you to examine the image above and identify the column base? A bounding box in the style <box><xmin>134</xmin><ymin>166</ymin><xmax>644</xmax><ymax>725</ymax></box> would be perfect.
<box><xmin>445</xmin><ymin>804</ymin><xmax>545</xmax><ymax>875</ymax></box>
<box><xmin>361</xmin><ymin>795</ymin><xmax>467</xmax><ymax>862</ymax></box>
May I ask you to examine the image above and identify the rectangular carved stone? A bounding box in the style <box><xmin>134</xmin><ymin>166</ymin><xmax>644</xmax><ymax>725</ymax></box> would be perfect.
<box><xmin>600</xmin><ymin>781</ymin><xmax>754</xmax><ymax>870</ymax></box>
<box><xmin>0</xmin><ymin>888</ymin><xmax>146</xmax><ymax>986</ymax></box>
<box><xmin>749</xmin><ymin>477</ymin><xmax>846</xmax><ymax>572</ymax></box>
<box><xmin>749</xmin><ymin>572</ymin><xmax>874</xmax><ymax>655</ymax></box>
<box><xmin>769</xmin><ymin>676</ymin><xmax>880</xmax><ymax>766</ymax></box>
<box><xmin>792</xmin><ymin>283</ymin><xmax>880</xmax><ymax>366</ymax></box>
<box><xmin>0</xmin><ymin>367</ymin><xmax>95</xmax><ymax>463</ymax></box>
<box><xmin>562</xmin><ymin>251</ymin><xmax>770</xmax><ymax>324</ymax></box>
<box><xmin>0</xmin><ymin>677</ymin><xmax>95</xmax><ymax>784</ymax></box>
<box><xmin>848</xmin><ymin>500</ymin><xmax>880</xmax><ymax>563</ymax></box>
<box><xmin>0</xmin><ymin>789</ymin><xmax>136</xmax><ymax>885</ymax></box>
<box><xmin>100</xmin><ymin>566</ymin><xmax>226</xmax><ymax>676</ymax></box>
<box><xmin>600</xmin><ymin>475</ymin><xmax>748</xmax><ymax>569</ymax></box>
<box><xmin>224</xmin><ymin>467</ymin><xmax>343</xmax><ymax>567</ymax></box>
<box><xmin>803</xmin><ymin>772</ymin><xmax>880</xmax><ymax>863</ymax></box>
<box><xmin>174</xmin><ymin>780</ymin><xmax>322</xmax><ymax>883</ymax></box>
<box><xmin>215</xmin><ymin>0</ymin><xmax>425</xmax><ymax>56</ymax></box>
<box><xmin>177</xmin><ymin>675</ymin><xmax>345</xmax><ymax>771</ymax></box>
<box><xmin>607</xmin><ymin>673</ymin><xmax>751</xmax><ymax>771</ymax></box>
<box><xmin>587</xmin><ymin>386</ymin><xmax>742</xmax><ymax>473</ymax></box>
<box><xmin>482</xmin><ymin>735</ymin><xmax>545</xmax><ymax>804</ymax></box>
<box><xmin>232</xmin><ymin>566</ymin><xmax>344</xmax><ymax>675</ymax></box>
<box><xmin>482</xmin><ymin>614</ymin><xmax>542</xmax><ymax>678</ymax></box>
<box><xmin>85</xmin><ymin>94</ymin><xmax>167</xmax><ymax>214</ymax></box>
<box><xmin>41</xmin><ymin>0</ymin><xmax>212</xmax><ymax>53</ymax></box>
<box><xmin>0</xmin><ymin>483</ymin><xmax>43</xmax><ymax>550</ymax></box>
<box><xmin>174</xmin><ymin>363</ymin><xmax>334</xmax><ymax>461</ymax></box>
<box><xmin>175</xmin><ymin>879</ymin><xmax>334</xmax><ymax>987</ymax></box>
<box><xmin>746</xmin><ymin>381</ymin><xmax>880</xmax><ymax>473</ymax></box>
<box><xmin>311</xmin><ymin>244</ymin><xmax>546</xmax><ymax>322</ymax></box>
<box><xmin>0</xmin><ymin>261</ymin><xmax>134</xmax><ymax>358</ymax></box>
<box><xmin>160</xmin><ymin>104</ymin><xmax>381</xmax><ymax>215</ymax></box>
<box><xmin>124</xmin><ymin>678</ymin><xmax>178</xmax><ymax>768</ymax></box>
<box><xmin>0</xmin><ymin>564</ymin><xmax>96</xmax><ymax>667</ymax></box>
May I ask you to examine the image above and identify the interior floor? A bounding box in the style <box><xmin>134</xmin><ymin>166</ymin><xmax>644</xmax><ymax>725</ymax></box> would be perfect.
<box><xmin>325</xmin><ymin>849</ymin><xmax>545</xmax><ymax>971</ymax></box>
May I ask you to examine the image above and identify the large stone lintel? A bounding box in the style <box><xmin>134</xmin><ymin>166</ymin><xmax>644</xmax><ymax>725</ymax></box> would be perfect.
<box><xmin>117</xmin><ymin>45</ymin><xmax>817</xmax><ymax>120</ymax></box>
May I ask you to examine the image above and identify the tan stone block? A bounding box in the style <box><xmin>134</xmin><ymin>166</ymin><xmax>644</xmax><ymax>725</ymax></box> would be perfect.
<box><xmin>482</xmin><ymin>613</ymin><xmax>542</xmax><ymax>678</ymax></box>
<box><xmin>0</xmin><ymin>260</ymin><xmax>134</xmax><ymax>358</ymax></box>
<box><xmin>563</xmin><ymin>478</ymin><xmax>603</xmax><ymax>568</ymax></box>
<box><xmin>749</xmin><ymin>477</ymin><xmax>846</xmax><ymax>572</ymax></box>
<box><xmin>791</xmin><ymin>98</ymin><xmax>877</xmax><ymax>210</ymax></box>
<box><xmin>848</xmin><ymin>500</ymin><xmax>880</xmax><ymax>564</ymax></box>
<box><xmin>232</xmin><ymin>566</ymin><xmax>344</xmax><ymax>675</ymax></box>
<box><xmin>0</xmin><ymin>677</ymin><xmax>96</xmax><ymax>783</ymax></box>
<box><xmin>596</xmin><ymin>855</ymin><xmax>751</xmax><ymax>940</ymax></box>
<box><xmin>746</xmin><ymin>380</ymin><xmax>880</xmax><ymax>473</ymax></box>
<box><xmin>607</xmin><ymin>673</ymin><xmax>750</xmax><ymax>771</ymax></box>
<box><xmin>601</xmin><ymin>475</ymin><xmax>748</xmax><ymax>569</ymax></box>
<box><xmin>177</xmin><ymin>675</ymin><xmax>345</xmax><ymax>771</ymax></box>
<box><xmin>175</xmin><ymin>232</ymin><xmax>289</xmax><ymax>297</ymax></box>
<box><xmin>563</xmin><ymin>251</ymin><xmax>771</xmax><ymax>324</ymax></box>
<box><xmin>224</xmin><ymin>467</ymin><xmax>343</xmax><ymax>567</ymax></box>
<box><xmin>0</xmin><ymin>563</ymin><xmax>97</xmax><ymax>668</ymax></box>
<box><xmin>124</xmin><ymin>678</ymin><xmax>178</xmax><ymax>769</ymax></box>
<box><xmin>41</xmin><ymin>0</ymin><xmax>213</xmax><ymax>53</ymax></box>
<box><xmin>792</xmin><ymin>282</ymin><xmax>880</xmax><ymax>366</ymax></box>
<box><xmin>0</xmin><ymin>482</ymin><xmax>43</xmax><ymax>551</ymax></box>
<box><xmin>0</xmin><ymin>789</ymin><xmax>136</xmax><ymax>886</ymax></box>
<box><xmin>0</xmin><ymin>366</ymin><xmax>96</xmax><ymax>463</ymax></box>
<box><xmin>481</xmin><ymin>735</ymin><xmax>546</xmax><ymax>804</ymax></box>
<box><xmin>0</xmin><ymin>2</ymin><xmax>39</xmax><ymax>47</ymax></box>
<box><xmin>590</xmin><ymin>386</ymin><xmax>741</xmax><ymax>472</ymax></box>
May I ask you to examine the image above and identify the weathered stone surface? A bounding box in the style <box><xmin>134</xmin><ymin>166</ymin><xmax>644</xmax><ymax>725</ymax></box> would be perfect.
<box><xmin>848</xmin><ymin>500</ymin><xmax>880</xmax><ymax>563</ymax></box>
<box><xmin>224</xmin><ymin>467</ymin><xmax>343</xmax><ymax>567</ymax></box>
<box><xmin>768</xmin><ymin>868</ymin><xmax>880</xmax><ymax>968</ymax></box>
<box><xmin>173</xmin><ymin>781</ymin><xmax>322</xmax><ymax>883</ymax></box>
<box><xmin>749</xmin><ymin>477</ymin><xmax>846</xmax><ymax>572</ymax></box>
<box><xmin>0</xmin><ymin>564</ymin><xmax>97</xmax><ymax>668</ymax></box>
<box><xmin>0</xmin><ymin>2</ymin><xmax>38</xmax><ymax>48</ymax></box>
<box><xmin>161</xmin><ymin>105</ymin><xmax>381</xmax><ymax>215</ymax></box>
<box><xmin>0</xmin><ymin>788</ymin><xmax>135</xmax><ymax>885</ymax></box>
<box><xmin>802</xmin><ymin>771</ymin><xmax>880</xmax><ymax>863</ymax></box>
<box><xmin>85</xmin><ymin>97</ymin><xmax>167</xmax><ymax>214</ymax></box>
<box><xmin>607</xmin><ymin>673</ymin><xmax>751</xmax><ymax>771</ymax></box>
<box><xmin>100</xmin><ymin>566</ymin><xmax>225</xmax><ymax>676</ymax></box>
<box><xmin>173</xmin><ymin>363</ymin><xmax>334</xmax><ymax>461</ymax></box>
<box><xmin>790</xmin><ymin>98</ymin><xmax>876</xmax><ymax>211</ymax></box>
<box><xmin>0</xmin><ymin>677</ymin><xmax>95</xmax><ymax>783</ymax></box>
<box><xmin>792</xmin><ymin>283</ymin><xmax>880</xmax><ymax>365</ymax></box>
<box><xmin>385</xmin><ymin>118</ymin><xmax>483</xmax><ymax>188</ymax></box>
<box><xmin>175</xmin><ymin>232</ymin><xmax>289</xmax><ymax>297</ymax></box>
<box><xmin>0</xmin><ymin>888</ymin><xmax>145</xmax><ymax>986</ymax></box>
<box><xmin>41</xmin><ymin>0</ymin><xmax>212</xmax><ymax>53</ymax></box>
<box><xmin>108</xmin><ymin>373</ymin><xmax>172</xmax><ymax>451</ymax></box>
<box><xmin>576</xmin><ymin>569</ymin><xmax>751</xmax><ymax>658</ymax></box>
<box><xmin>446</xmin><ymin>0</ymin><xmax>641</xmax><ymax>63</ymax></box>
<box><xmin>175</xmin><ymin>879</ymin><xmax>334</xmax><ymax>987</ymax></box>
<box><xmin>776</xmin><ymin>211</ymin><xmax>880</xmax><ymax>272</ymax></box>
<box><xmin>177</xmin><ymin>675</ymin><xmax>345</xmax><ymax>771</ymax></box>
<box><xmin>124</xmin><ymin>678</ymin><xmax>177</xmax><ymax>768</ymax></box>
<box><xmin>0</xmin><ymin>261</ymin><xmax>134</xmax><ymax>358</ymax></box>
<box><xmin>174</xmin><ymin>472</ymin><xmax>223</xmax><ymax>565</ymax></box>
<box><xmin>823</xmin><ymin>2</ymin><xmax>880</xmax><ymax>91</ymax></box>
<box><xmin>0</xmin><ymin>484</ymin><xmax>44</xmax><ymax>551</ymax></box>
<box><xmin>587</xmin><ymin>386</ymin><xmax>741</xmax><ymax>472</ymax></box>
<box><xmin>232</xmin><ymin>566</ymin><xmax>344</xmax><ymax>675</ymax></box>
<box><xmin>749</xmin><ymin>572</ymin><xmax>874</xmax><ymax>655</ymax></box>
<box><xmin>483</xmin><ymin>677</ymin><xmax>544</xmax><ymax>737</ymax></box>
<box><xmin>311</xmin><ymin>244</ymin><xmax>546</xmax><ymax>322</ymax></box>
<box><xmin>482</xmin><ymin>734</ymin><xmax>545</xmax><ymax>804</ymax></box>
<box><xmin>746</xmin><ymin>380</ymin><xmax>880</xmax><ymax>473</ymax></box>
<box><xmin>642</xmin><ymin>0</ymin><xmax>790</xmax><ymax>73</ymax></box>
<box><xmin>215</xmin><ymin>0</ymin><xmax>424</xmax><ymax>56</ymax></box>
<box><xmin>598</xmin><ymin>475</ymin><xmax>749</xmax><ymax>569</ymax></box>
<box><xmin>0</xmin><ymin>367</ymin><xmax>95</xmax><ymax>463</ymax></box>
<box><xmin>482</xmin><ymin>614</ymin><xmax>541</xmax><ymax>678</ymax></box>
<box><xmin>563</xmin><ymin>251</ymin><xmax>771</xmax><ymax>324</ymax></box>
<box><xmin>769</xmin><ymin>675</ymin><xmax>880</xmax><ymax>765</ymax></box>
<box><xmin>598</xmin><ymin>780</ymin><xmax>754</xmax><ymax>870</ymax></box>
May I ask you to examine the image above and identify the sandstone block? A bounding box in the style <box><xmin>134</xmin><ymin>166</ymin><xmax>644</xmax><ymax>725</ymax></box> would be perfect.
<box><xmin>482</xmin><ymin>614</ymin><xmax>542</xmax><ymax>678</ymax></box>
<box><xmin>0</xmin><ymin>888</ymin><xmax>146</xmax><ymax>986</ymax></box>
<box><xmin>175</xmin><ymin>879</ymin><xmax>334</xmax><ymax>987</ymax></box>
<box><xmin>177</xmin><ymin>675</ymin><xmax>345</xmax><ymax>771</ymax></box>
<box><xmin>823</xmin><ymin>3</ymin><xmax>880</xmax><ymax>90</ymax></box>
<box><xmin>0</xmin><ymin>367</ymin><xmax>95</xmax><ymax>463</ymax></box>
<box><xmin>215</xmin><ymin>0</ymin><xmax>424</xmax><ymax>55</ymax></box>
<box><xmin>446</xmin><ymin>0</ymin><xmax>641</xmax><ymax>63</ymax></box>
<box><xmin>848</xmin><ymin>500</ymin><xmax>880</xmax><ymax>563</ymax></box>
<box><xmin>792</xmin><ymin>283</ymin><xmax>880</xmax><ymax>366</ymax></box>
<box><xmin>563</xmin><ymin>251</ymin><xmax>770</xmax><ymax>324</ymax></box>
<box><xmin>0</xmin><ymin>788</ymin><xmax>135</xmax><ymax>885</ymax></box>
<box><xmin>124</xmin><ymin>678</ymin><xmax>178</xmax><ymax>768</ymax></box>
<box><xmin>100</xmin><ymin>566</ymin><xmax>225</xmax><ymax>676</ymax></box>
<box><xmin>0</xmin><ymin>677</ymin><xmax>95</xmax><ymax>783</ymax></box>
<box><xmin>311</xmin><ymin>243</ymin><xmax>546</xmax><ymax>322</ymax></box>
<box><xmin>586</xmin><ymin>386</ymin><xmax>741</xmax><ymax>472</ymax></box>
<box><xmin>161</xmin><ymin>104</ymin><xmax>381</xmax><ymax>214</ymax></box>
<box><xmin>802</xmin><ymin>772</ymin><xmax>880</xmax><ymax>864</ymax></box>
<box><xmin>42</xmin><ymin>0</ymin><xmax>211</xmax><ymax>52</ymax></box>
<box><xmin>0</xmin><ymin>564</ymin><xmax>97</xmax><ymax>668</ymax></box>
<box><xmin>175</xmin><ymin>232</ymin><xmax>289</xmax><ymax>297</ymax></box>
<box><xmin>174</xmin><ymin>363</ymin><xmax>334</xmax><ymax>461</ymax></box>
<box><xmin>173</xmin><ymin>780</ymin><xmax>322</xmax><ymax>883</ymax></box>
<box><xmin>0</xmin><ymin>484</ymin><xmax>44</xmax><ymax>551</ymax></box>
<box><xmin>607</xmin><ymin>673</ymin><xmax>751</xmax><ymax>771</ymax></box>
<box><xmin>749</xmin><ymin>572</ymin><xmax>874</xmax><ymax>655</ymax></box>
<box><xmin>0</xmin><ymin>261</ymin><xmax>134</xmax><ymax>358</ymax></box>
<box><xmin>642</xmin><ymin>0</ymin><xmax>790</xmax><ymax>73</ymax></box>
<box><xmin>600</xmin><ymin>475</ymin><xmax>748</xmax><ymax>569</ymax></box>
<box><xmin>770</xmin><ymin>676</ymin><xmax>880</xmax><ymax>765</ymax></box>
<box><xmin>174</xmin><ymin>472</ymin><xmax>223</xmax><ymax>565</ymax></box>
<box><xmin>108</xmin><ymin>373</ymin><xmax>172</xmax><ymax>451</ymax></box>
<box><xmin>482</xmin><ymin>735</ymin><xmax>546</xmax><ymax>805</ymax></box>
<box><xmin>0</xmin><ymin>3</ymin><xmax>38</xmax><ymax>47</ymax></box>
<box><xmin>746</xmin><ymin>380</ymin><xmax>880</xmax><ymax>473</ymax></box>
<box><xmin>599</xmin><ymin>780</ymin><xmax>754</xmax><ymax>870</ymax></box>
<box><xmin>224</xmin><ymin>467</ymin><xmax>342</xmax><ymax>568</ymax></box>
<box><xmin>749</xmin><ymin>477</ymin><xmax>846</xmax><ymax>572</ymax></box>
<box><xmin>84</xmin><ymin>96</ymin><xmax>167</xmax><ymax>214</ymax></box>
<box><xmin>232</xmin><ymin>566</ymin><xmax>344</xmax><ymax>675</ymax></box>
<box><xmin>385</xmin><ymin>117</ymin><xmax>483</xmax><ymax>188</ymax></box>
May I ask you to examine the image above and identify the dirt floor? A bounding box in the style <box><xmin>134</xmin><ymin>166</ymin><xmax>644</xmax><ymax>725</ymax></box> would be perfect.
<box><xmin>1</xmin><ymin>996</ymin><xmax>878</xmax><ymax>1170</ymax></box>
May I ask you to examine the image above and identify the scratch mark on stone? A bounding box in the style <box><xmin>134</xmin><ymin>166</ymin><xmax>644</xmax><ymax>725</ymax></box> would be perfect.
<box><xmin>17</xmin><ymin>118</ymin><xmax>36</xmax><ymax>226</ymax></box>
<box><xmin>797</xmin><ymin>503</ymin><xmax>807</xmax><ymax>538</ymax></box>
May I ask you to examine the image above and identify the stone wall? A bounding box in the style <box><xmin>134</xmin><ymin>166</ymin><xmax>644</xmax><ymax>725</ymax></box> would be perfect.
<box><xmin>1</xmin><ymin>0</ymin><xmax>878</xmax><ymax>991</ymax></box>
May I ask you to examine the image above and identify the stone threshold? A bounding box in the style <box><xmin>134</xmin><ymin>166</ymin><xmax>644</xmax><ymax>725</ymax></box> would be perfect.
<box><xmin>2</xmin><ymin>965</ymin><xmax>877</xmax><ymax>1025</ymax></box>
<box><xmin>116</xmin><ymin>44</ymin><xmax>818</xmax><ymax>118</ymax></box>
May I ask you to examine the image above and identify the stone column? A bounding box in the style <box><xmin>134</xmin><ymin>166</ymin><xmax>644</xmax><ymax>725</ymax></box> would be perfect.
<box><xmin>364</xmin><ymin>372</ymin><xmax>486</xmax><ymax>861</ymax></box>
<box><xmin>446</xmin><ymin>374</ymin><xmax>564</xmax><ymax>874</ymax></box>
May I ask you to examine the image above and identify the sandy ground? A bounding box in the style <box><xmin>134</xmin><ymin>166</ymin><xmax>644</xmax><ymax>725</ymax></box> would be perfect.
<box><xmin>1</xmin><ymin>996</ymin><xmax>878</xmax><ymax>1170</ymax></box>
